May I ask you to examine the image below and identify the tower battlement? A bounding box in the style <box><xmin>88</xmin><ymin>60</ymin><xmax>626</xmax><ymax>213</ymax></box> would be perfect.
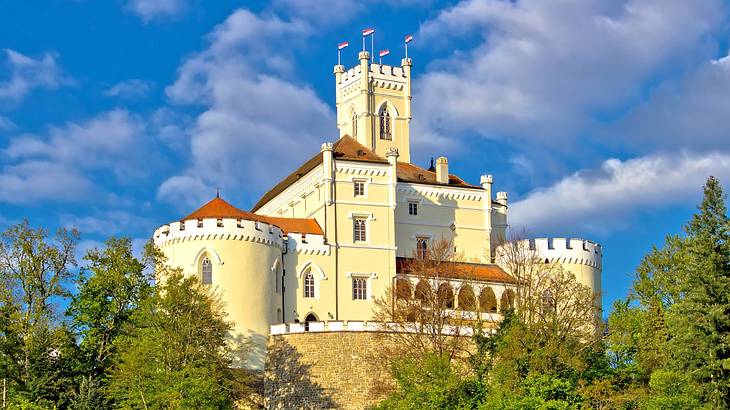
<box><xmin>153</xmin><ymin>218</ymin><xmax>285</xmax><ymax>249</ymax></box>
<box><xmin>525</xmin><ymin>238</ymin><xmax>602</xmax><ymax>269</ymax></box>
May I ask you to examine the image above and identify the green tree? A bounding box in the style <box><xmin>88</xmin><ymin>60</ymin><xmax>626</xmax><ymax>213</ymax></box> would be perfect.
<box><xmin>0</xmin><ymin>220</ymin><xmax>78</xmax><ymax>405</ymax></box>
<box><xmin>107</xmin><ymin>269</ymin><xmax>239</xmax><ymax>408</ymax></box>
<box><xmin>667</xmin><ymin>176</ymin><xmax>729</xmax><ymax>407</ymax></box>
<box><xmin>66</xmin><ymin>237</ymin><xmax>153</xmax><ymax>408</ymax></box>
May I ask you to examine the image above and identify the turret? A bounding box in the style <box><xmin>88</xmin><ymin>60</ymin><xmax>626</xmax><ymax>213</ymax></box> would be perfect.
<box><xmin>335</xmin><ymin>48</ymin><xmax>412</xmax><ymax>162</ymax></box>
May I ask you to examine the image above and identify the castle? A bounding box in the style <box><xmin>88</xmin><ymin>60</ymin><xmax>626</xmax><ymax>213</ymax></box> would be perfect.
<box><xmin>152</xmin><ymin>51</ymin><xmax>602</xmax><ymax>371</ymax></box>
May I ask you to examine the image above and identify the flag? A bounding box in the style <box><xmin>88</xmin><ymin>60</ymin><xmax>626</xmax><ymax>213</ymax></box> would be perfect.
<box><xmin>405</xmin><ymin>34</ymin><xmax>413</xmax><ymax>43</ymax></box>
<box><xmin>338</xmin><ymin>41</ymin><xmax>349</xmax><ymax>50</ymax></box>
<box><xmin>362</xmin><ymin>28</ymin><xmax>375</xmax><ymax>36</ymax></box>
<box><xmin>379</xmin><ymin>49</ymin><xmax>390</xmax><ymax>58</ymax></box>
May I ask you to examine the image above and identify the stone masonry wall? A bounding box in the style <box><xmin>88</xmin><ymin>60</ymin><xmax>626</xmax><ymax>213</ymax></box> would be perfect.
<box><xmin>264</xmin><ymin>332</ymin><xmax>399</xmax><ymax>409</ymax></box>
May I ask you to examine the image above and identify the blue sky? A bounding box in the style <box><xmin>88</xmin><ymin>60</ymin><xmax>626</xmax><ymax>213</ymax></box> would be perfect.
<box><xmin>1</xmin><ymin>0</ymin><xmax>729</xmax><ymax>314</ymax></box>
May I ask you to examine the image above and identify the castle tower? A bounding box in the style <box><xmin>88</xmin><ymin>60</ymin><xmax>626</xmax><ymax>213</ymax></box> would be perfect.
<box><xmin>334</xmin><ymin>52</ymin><xmax>412</xmax><ymax>162</ymax></box>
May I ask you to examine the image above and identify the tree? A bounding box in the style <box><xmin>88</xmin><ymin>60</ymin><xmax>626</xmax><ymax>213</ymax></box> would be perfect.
<box><xmin>666</xmin><ymin>176</ymin><xmax>729</xmax><ymax>407</ymax></box>
<box><xmin>0</xmin><ymin>220</ymin><xmax>78</xmax><ymax>404</ymax></box>
<box><xmin>372</xmin><ymin>238</ymin><xmax>476</xmax><ymax>363</ymax></box>
<box><xmin>66</xmin><ymin>237</ymin><xmax>154</xmax><ymax>407</ymax></box>
<box><xmin>107</xmin><ymin>266</ymin><xmax>241</xmax><ymax>408</ymax></box>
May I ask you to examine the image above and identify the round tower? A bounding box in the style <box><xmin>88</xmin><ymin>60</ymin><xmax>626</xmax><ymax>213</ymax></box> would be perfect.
<box><xmin>153</xmin><ymin>197</ymin><xmax>284</xmax><ymax>370</ymax></box>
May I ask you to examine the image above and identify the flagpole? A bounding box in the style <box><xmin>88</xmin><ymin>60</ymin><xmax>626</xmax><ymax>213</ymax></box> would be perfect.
<box><xmin>338</xmin><ymin>48</ymin><xmax>341</xmax><ymax>65</ymax></box>
<box><xmin>405</xmin><ymin>42</ymin><xmax>408</xmax><ymax>59</ymax></box>
<box><xmin>371</xmin><ymin>32</ymin><xmax>374</xmax><ymax>63</ymax></box>
<box><xmin>362</xmin><ymin>35</ymin><xmax>365</xmax><ymax>52</ymax></box>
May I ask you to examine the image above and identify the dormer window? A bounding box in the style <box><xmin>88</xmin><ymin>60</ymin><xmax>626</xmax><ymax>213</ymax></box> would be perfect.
<box><xmin>379</xmin><ymin>105</ymin><xmax>391</xmax><ymax>140</ymax></box>
<box><xmin>216</xmin><ymin>218</ymin><xmax>223</xmax><ymax>227</ymax></box>
<box><xmin>197</xmin><ymin>219</ymin><xmax>203</xmax><ymax>228</ymax></box>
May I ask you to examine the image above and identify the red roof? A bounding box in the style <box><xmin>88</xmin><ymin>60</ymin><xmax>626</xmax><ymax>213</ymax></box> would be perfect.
<box><xmin>396</xmin><ymin>257</ymin><xmax>516</xmax><ymax>284</ymax></box>
<box><xmin>182</xmin><ymin>196</ymin><xmax>323</xmax><ymax>235</ymax></box>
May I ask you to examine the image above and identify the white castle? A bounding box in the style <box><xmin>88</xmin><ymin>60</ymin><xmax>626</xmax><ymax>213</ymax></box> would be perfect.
<box><xmin>153</xmin><ymin>51</ymin><xmax>602</xmax><ymax>369</ymax></box>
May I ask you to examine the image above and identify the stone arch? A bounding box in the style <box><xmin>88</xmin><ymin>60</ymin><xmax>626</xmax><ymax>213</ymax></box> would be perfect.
<box><xmin>437</xmin><ymin>283</ymin><xmax>455</xmax><ymax>309</ymax></box>
<box><xmin>296</xmin><ymin>261</ymin><xmax>327</xmax><ymax>279</ymax></box>
<box><xmin>191</xmin><ymin>246</ymin><xmax>223</xmax><ymax>268</ymax></box>
<box><xmin>457</xmin><ymin>285</ymin><xmax>477</xmax><ymax>311</ymax></box>
<box><xmin>395</xmin><ymin>278</ymin><xmax>412</xmax><ymax>299</ymax></box>
<box><xmin>414</xmin><ymin>280</ymin><xmax>431</xmax><ymax>303</ymax></box>
<box><xmin>479</xmin><ymin>287</ymin><xmax>498</xmax><ymax>313</ymax></box>
<box><xmin>500</xmin><ymin>289</ymin><xmax>516</xmax><ymax>312</ymax></box>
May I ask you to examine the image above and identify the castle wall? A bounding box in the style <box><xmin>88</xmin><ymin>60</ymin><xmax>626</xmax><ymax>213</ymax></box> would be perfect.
<box><xmin>153</xmin><ymin>218</ymin><xmax>284</xmax><ymax>369</ymax></box>
<box><xmin>395</xmin><ymin>183</ymin><xmax>491</xmax><ymax>263</ymax></box>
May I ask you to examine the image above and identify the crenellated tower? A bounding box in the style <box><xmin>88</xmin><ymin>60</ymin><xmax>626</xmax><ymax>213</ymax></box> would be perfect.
<box><xmin>334</xmin><ymin>51</ymin><xmax>412</xmax><ymax>162</ymax></box>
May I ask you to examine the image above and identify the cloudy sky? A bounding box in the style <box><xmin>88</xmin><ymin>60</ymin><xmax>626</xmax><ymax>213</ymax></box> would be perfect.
<box><xmin>2</xmin><ymin>0</ymin><xmax>729</xmax><ymax>312</ymax></box>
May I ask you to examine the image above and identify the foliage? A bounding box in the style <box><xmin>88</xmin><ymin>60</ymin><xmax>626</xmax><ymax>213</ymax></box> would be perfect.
<box><xmin>106</xmin><ymin>270</ymin><xmax>240</xmax><ymax>409</ymax></box>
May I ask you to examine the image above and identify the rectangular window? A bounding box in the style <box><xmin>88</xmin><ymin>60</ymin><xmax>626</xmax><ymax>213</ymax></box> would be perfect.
<box><xmin>352</xmin><ymin>277</ymin><xmax>367</xmax><ymax>300</ymax></box>
<box><xmin>408</xmin><ymin>201</ymin><xmax>418</xmax><ymax>216</ymax></box>
<box><xmin>353</xmin><ymin>180</ymin><xmax>365</xmax><ymax>197</ymax></box>
<box><xmin>416</xmin><ymin>237</ymin><xmax>428</xmax><ymax>259</ymax></box>
<box><xmin>353</xmin><ymin>218</ymin><xmax>367</xmax><ymax>242</ymax></box>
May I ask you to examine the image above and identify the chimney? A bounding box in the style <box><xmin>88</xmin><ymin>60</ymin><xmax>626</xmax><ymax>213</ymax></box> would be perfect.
<box><xmin>435</xmin><ymin>156</ymin><xmax>449</xmax><ymax>184</ymax></box>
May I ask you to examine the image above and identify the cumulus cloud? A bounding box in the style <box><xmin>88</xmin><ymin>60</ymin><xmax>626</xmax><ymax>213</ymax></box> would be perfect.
<box><xmin>159</xmin><ymin>8</ymin><xmax>335</xmax><ymax>208</ymax></box>
<box><xmin>125</xmin><ymin>0</ymin><xmax>186</xmax><ymax>22</ymax></box>
<box><xmin>413</xmin><ymin>0</ymin><xmax>726</xmax><ymax>147</ymax></box>
<box><xmin>0</xmin><ymin>49</ymin><xmax>68</xmax><ymax>103</ymax></box>
<box><xmin>63</xmin><ymin>210</ymin><xmax>154</xmax><ymax>236</ymax></box>
<box><xmin>105</xmin><ymin>79</ymin><xmax>153</xmax><ymax>99</ymax></box>
<box><xmin>0</xmin><ymin>109</ymin><xmax>150</xmax><ymax>204</ymax></box>
<box><xmin>509</xmin><ymin>152</ymin><xmax>730</xmax><ymax>234</ymax></box>
<box><xmin>606</xmin><ymin>52</ymin><xmax>730</xmax><ymax>152</ymax></box>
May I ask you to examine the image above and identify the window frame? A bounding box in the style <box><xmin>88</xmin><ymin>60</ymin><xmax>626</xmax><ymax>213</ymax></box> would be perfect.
<box><xmin>379</xmin><ymin>105</ymin><xmax>392</xmax><ymax>140</ymax></box>
<box><xmin>304</xmin><ymin>272</ymin><xmax>315</xmax><ymax>298</ymax></box>
<box><xmin>352</xmin><ymin>277</ymin><xmax>368</xmax><ymax>300</ymax></box>
<box><xmin>201</xmin><ymin>256</ymin><xmax>213</xmax><ymax>285</ymax></box>
<box><xmin>353</xmin><ymin>217</ymin><xmax>367</xmax><ymax>243</ymax></box>
<box><xmin>353</xmin><ymin>179</ymin><xmax>366</xmax><ymax>197</ymax></box>
<box><xmin>408</xmin><ymin>200</ymin><xmax>419</xmax><ymax>216</ymax></box>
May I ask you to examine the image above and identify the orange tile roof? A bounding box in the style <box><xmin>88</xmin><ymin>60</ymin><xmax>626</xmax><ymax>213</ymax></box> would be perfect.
<box><xmin>251</xmin><ymin>135</ymin><xmax>387</xmax><ymax>211</ymax></box>
<box><xmin>182</xmin><ymin>196</ymin><xmax>323</xmax><ymax>235</ymax></box>
<box><xmin>396</xmin><ymin>257</ymin><xmax>516</xmax><ymax>284</ymax></box>
<box><xmin>396</xmin><ymin>162</ymin><xmax>481</xmax><ymax>189</ymax></box>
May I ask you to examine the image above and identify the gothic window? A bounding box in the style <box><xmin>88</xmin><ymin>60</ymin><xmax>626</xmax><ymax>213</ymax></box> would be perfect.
<box><xmin>379</xmin><ymin>105</ymin><xmax>391</xmax><ymax>140</ymax></box>
<box><xmin>353</xmin><ymin>180</ymin><xmax>365</xmax><ymax>197</ymax></box>
<box><xmin>304</xmin><ymin>272</ymin><xmax>315</xmax><ymax>298</ymax></box>
<box><xmin>408</xmin><ymin>201</ymin><xmax>418</xmax><ymax>216</ymax></box>
<box><xmin>351</xmin><ymin>111</ymin><xmax>357</xmax><ymax>137</ymax></box>
<box><xmin>353</xmin><ymin>218</ymin><xmax>367</xmax><ymax>242</ymax></box>
<box><xmin>201</xmin><ymin>257</ymin><xmax>212</xmax><ymax>285</ymax></box>
<box><xmin>352</xmin><ymin>277</ymin><xmax>367</xmax><ymax>300</ymax></box>
<box><xmin>416</xmin><ymin>237</ymin><xmax>428</xmax><ymax>259</ymax></box>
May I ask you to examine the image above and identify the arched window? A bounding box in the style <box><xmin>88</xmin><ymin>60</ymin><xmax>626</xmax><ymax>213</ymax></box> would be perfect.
<box><xmin>379</xmin><ymin>105</ymin><xmax>391</xmax><ymax>140</ymax></box>
<box><xmin>351</xmin><ymin>110</ymin><xmax>357</xmax><ymax>137</ymax></box>
<box><xmin>304</xmin><ymin>272</ymin><xmax>315</xmax><ymax>298</ymax></box>
<box><xmin>500</xmin><ymin>289</ymin><xmax>516</xmax><ymax>312</ymax></box>
<box><xmin>479</xmin><ymin>287</ymin><xmax>498</xmax><ymax>313</ymax></box>
<box><xmin>396</xmin><ymin>279</ymin><xmax>412</xmax><ymax>299</ymax></box>
<box><xmin>458</xmin><ymin>285</ymin><xmax>477</xmax><ymax>311</ymax></box>
<box><xmin>437</xmin><ymin>283</ymin><xmax>454</xmax><ymax>309</ymax></box>
<box><xmin>201</xmin><ymin>257</ymin><xmax>212</xmax><ymax>285</ymax></box>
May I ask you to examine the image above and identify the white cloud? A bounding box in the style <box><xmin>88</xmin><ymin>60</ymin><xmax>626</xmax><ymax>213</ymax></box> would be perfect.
<box><xmin>509</xmin><ymin>152</ymin><xmax>730</xmax><ymax>235</ymax></box>
<box><xmin>0</xmin><ymin>49</ymin><xmax>68</xmax><ymax>103</ymax></box>
<box><xmin>159</xmin><ymin>8</ymin><xmax>335</xmax><ymax>208</ymax></box>
<box><xmin>105</xmin><ymin>79</ymin><xmax>153</xmax><ymax>99</ymax></box>
<box><xmin>606</xmin><ymin>52</ymin><xmax>730</xmax><ymax>152</ymax></box>
<box><xmin>413</xmin><ymin>0</ymin><xmax>726</xmax><ymax>147</ymax></box>
<box><xmin>62</xmin><ymin>210</ymin><xmax>154</xmax><ymax>236</ymax></box>
<box><xmin>0</xmin><ymin>109</ymin><xmax>150</xmax><ymax>204</ymax></box>
<box><xmin>125</xmin><ymin>0</ymin><xmax>186</xmax><ymax>22</ymax></box>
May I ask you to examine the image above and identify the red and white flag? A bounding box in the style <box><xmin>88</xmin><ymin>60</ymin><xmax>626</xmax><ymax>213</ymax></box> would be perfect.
<box><xmin>379</xmin><ymin>49</ymin><xmax>390</xmax><ymax>58</ymax></box>
<box><xmin>362</xmin><ymin>28</ymin><xmax>375</xmax><ymax>36</ymax></box>
<box><xmin>405</xmin><ymin>34</ymin><xmax>413</xmax><ymax>43</ymax></box>
<box><xmin>338</xmin><ymin>41</ymin><xmax>349</xmax><ymax>50</ymax></box>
